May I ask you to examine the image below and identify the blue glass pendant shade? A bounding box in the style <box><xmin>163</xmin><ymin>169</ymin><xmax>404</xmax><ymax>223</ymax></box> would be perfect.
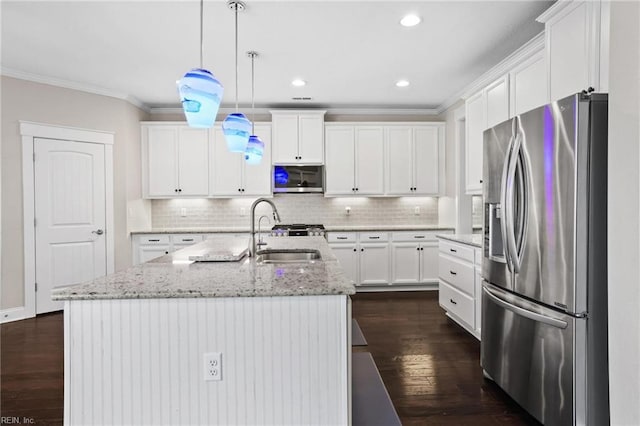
<box><xmin>178</xmin><ymin>68</ymin><xmax>224</xmax><ymax>128</ymax></box>
<box><xmin>222</xmin><ymin>113</ymin><xmax>252</xmax><ymax>152</ymax></box>
<box><xmin>245</xmin><ymin>135</ymin><xmax>265</xmax><ymax>165</ymax></box>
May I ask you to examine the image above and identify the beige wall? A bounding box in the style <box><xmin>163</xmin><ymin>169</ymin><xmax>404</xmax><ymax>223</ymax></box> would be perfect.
<box><xmin>1</xmin><ymin>76</ymin><xmax>148</xmax><ymax>310</ymax></box>
<box><xmin>607</xmin><ymin>1</ymin><xmax>640</xmax><ymax>424</ymax></box>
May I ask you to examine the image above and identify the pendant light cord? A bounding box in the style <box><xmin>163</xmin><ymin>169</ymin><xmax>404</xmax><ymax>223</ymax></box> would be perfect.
<box><xmin>251</xmin><ymin>52</ymin><xmax>255</xmax><ymax>133</ymax></box>
<box><xmin>199</xmin><ymin>0</ymin><xmax>204</xmax><ymax>68</ymax></box>
<box><xmin>234</xmin><ymin>5</ymin><xmax>239</xmax><ymax>112</ymax></box>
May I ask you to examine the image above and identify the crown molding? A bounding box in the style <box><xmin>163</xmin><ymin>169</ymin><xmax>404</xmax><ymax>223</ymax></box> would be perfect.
<box><xmin>437</xmin><ymin>31</ymin><xmax>545</xmax><ymax>112</ymax></box>
<box><xmin>536</xmin><ymin>0</ymin><xmax>575</xmax><ymax>24</ymax></box>
<box><xmin>1</xmin><ymin>67</ymin><xmax>150</xmax><ymax>113</ymax></box>
<box><xmin>150</xmin><ymin>106</ymin><xmax>441</xmax><ymax>116</ymax></box>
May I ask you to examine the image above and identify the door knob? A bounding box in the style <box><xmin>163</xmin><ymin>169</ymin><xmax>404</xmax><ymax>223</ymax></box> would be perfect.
<box><xmin>92</xmin><ymin>229</ymin><xmax>104</xmax><ymax>235</ymax></box>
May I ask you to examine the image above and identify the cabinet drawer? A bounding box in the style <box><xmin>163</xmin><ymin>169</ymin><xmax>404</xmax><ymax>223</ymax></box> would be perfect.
<box><xmin>439</xmin><ymin>254</ymin><xmax>474</xmax><ymax>295</ymax></box>
<box><xmin>439</xmin><ymin>240</ymin><xmax>475</xmax><ymax>263</ymax></box>
<box><xmin>391</xmin><ymin>231</ymin><xmax>441</xmax><ymax>242</ymax></box>
<box><xmin>439</xmin><ymin>281</ymin><xmax>474</xmax><ymax>328</ymax></box>
<box><xmin>327</xmin><ymin>232</ymin><xmax>357</xmax><ymax>243</ymax></box>
<box><xmin>359</xmin><ymin>232</ymin><xmax>388</xmax><ymax>242</ymax></box>
<box><xmin>137</xmin><ymin>234</ymin><xmax>170</xmax><ymax>245</ymax></box>
<box><xmin>172</xmin><ymin>234</ymin><xmax>203</xmax><ymax>244</ymax></box>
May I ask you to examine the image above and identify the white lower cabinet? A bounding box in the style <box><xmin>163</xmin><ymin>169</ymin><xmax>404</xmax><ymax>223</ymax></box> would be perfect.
<box><xmin>328</xmin><ymin>232</ymin><xmax>389</xmax><ymax>287</ymax></box>
<box><xmin>390</xmin><ymin>231</ymin><xmax>443</xmax><ymax>285</ymax></box>
<box><xmin>132</xmin><ymin>233</ymin><xmax>205</xmax><ymax>265</ymax></box>
<box><xmin>329</xmin><ymin>229</ymin><xmax>452</xmax><ymax>288</ymax></box>
<box><xmin>438</xmin><ymin>238</ymin><xmax>483</xmax><ymax>339</ymax></box>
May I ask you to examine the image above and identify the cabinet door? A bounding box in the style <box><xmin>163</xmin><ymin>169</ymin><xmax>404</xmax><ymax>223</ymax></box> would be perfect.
<box><xmin>147</xmin><ymin>126</ymin><xmax>178</xmax><ymax>197</ymax></box>
<box><xmin>465</xmin><ymin>91</ymin><xmax>485</xmax><ymax>194</ymax></box>
<box><xmin>243</xmin><ymin>124</ymin><xmax>273</xmax><ymax>196</ymax></box>
<box><xmin>298</xmin><ymin>114</ymin><xmax>324</xmax><ymax>163</ymax></box>
<box><xmin>329</xmin><ymin>243</ymin><xmax>359</xmax><ymax>285</ymax></box>
<box><xmin>546</xmin><ymin>1</ymin><xmax>594</xmax><ymax>101</ymax></box>
<box><xmin>177</xmin><ymin>127</ymin><xmax>209</xmax><ymax>196</ymax></box>
<box><xmin>210</xmin><ymin>129</ymin><xmax>243</xmax><ymax>196</ymax></box>
<box><xmin>271</xmin><ymin>114</ymin><xmax>299</xmax><ymax>164</ymax></box>
<box><xmin>390</xmin><ymin>243</ymin><xmax>420</xmax><ymax>284</ymax></box>
<box><xmin>475</xmin><ymin>266</ymin><xmax>482</xmax><ymax>336</ymax></box>
<box><xmin>354</xmin><ymin>126</ymin><xmax>384</xmax><ymax>195</ymax></box>
<box><xmin>413</xmin><ymin>126</ymin><xmax>440</xmax><ymax>195</ymax></box>
<box><xmin>510</xmin><ymin>50</ymin><xmax>549</xmax><ymax>116</ymax></box>
<box><xmin>325</xmin><ymin>126</ymin><xmax>356</xmax><ymax>195</ymax></box>
<box><xmin>385</xmin><ymin>127</ymin><xmax>413</xmax><ymax>195</ymax></box>
<box><xmin>485</xmin><ymin>75</ymin><xmax>510</xmax><ymax>129</ymax></box>
<box><xmin>359</xmin><ymin>243</ymin><xmax>389</xmax><ymax>286</ymax></box>
<box><xmin>419</xmin><ymin>242</ymin><xmax>439</xmax><ymax>283</ymax></box>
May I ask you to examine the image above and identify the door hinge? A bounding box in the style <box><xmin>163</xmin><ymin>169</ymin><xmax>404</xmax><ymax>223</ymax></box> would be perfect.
<box><xmin>35</xmin><ymin>282</ymin><xmax>38</xmax><ymax>292</ymax></box>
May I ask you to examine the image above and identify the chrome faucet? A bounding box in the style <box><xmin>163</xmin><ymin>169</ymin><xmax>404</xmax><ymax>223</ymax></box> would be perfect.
<box><xmin>250</xmin><ymin>198</ymin><xmax>281</xmax><ymax>256</ymax></box>
<box><xmin>257</xmin><ymin>215</ymin><xmax>271</xmax><ymax>249</ymax></box>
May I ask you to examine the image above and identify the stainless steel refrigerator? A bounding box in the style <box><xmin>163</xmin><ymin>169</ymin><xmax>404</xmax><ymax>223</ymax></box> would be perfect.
<box><xmin>480</xmin><ymin>93</ymin><xmax>609</xmax><ymax>425</ymax></box>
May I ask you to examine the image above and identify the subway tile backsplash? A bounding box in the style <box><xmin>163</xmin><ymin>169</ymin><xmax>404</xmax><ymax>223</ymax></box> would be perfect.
<box><xmin>151</xmin><ymin>195</ymin><xmax>439</xmax><ymax>229</ymax></box>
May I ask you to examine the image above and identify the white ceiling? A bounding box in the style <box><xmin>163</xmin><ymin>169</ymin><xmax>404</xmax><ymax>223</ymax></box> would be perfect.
<box><xmin>1</xmin><ymin>1</ymin><xmax>553</xmax><ymax>112</ymax></box>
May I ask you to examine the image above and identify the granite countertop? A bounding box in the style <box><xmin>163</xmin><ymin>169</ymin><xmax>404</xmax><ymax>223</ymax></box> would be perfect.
<box><xmin>436</xmin><ymin>233</ymin><xmax>483</xmax><ymax>248</ymax></box>
<box><xmin>131</xmin><ymin>225</ymin><xmax>455</xmax><ymax>235</ymax></box>
<box><xmin>52</xmin><ymin>236</ymin><xmax>355</xmax><ymax>301</ymax></box>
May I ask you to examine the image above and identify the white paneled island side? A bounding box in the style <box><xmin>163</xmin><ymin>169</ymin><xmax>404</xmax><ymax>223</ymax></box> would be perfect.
<box><xmin>52</xmin><ymin>236</ymin><xmax>355</xmax><ymax>426</ymax></box>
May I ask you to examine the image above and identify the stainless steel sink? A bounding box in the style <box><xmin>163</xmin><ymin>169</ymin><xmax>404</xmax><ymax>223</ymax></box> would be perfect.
<box><xmin>255</xmin><ymin>249</ymin><xmax>322</xmax><ymax>264</ymax></box>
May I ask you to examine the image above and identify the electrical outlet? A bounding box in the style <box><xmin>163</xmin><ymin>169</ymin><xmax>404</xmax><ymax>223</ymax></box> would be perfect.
<box><xmin>414</xmin><ymin>206</ymin><xmax>420</xmax><ymax>215</ymax></box>
<box><xmin>345</xmin><ymin>206</ymin><xmax>351</xmax><ymax>215</ymax></box>
<box><xmin>180</xmin><ymin>208</ymin><xmax>187</xmax><ymax>217</ymax></box>
<box><xmin>203</xmin><ymin>352</ymin><xmax>222</xmax><ymax>381</ymax></box>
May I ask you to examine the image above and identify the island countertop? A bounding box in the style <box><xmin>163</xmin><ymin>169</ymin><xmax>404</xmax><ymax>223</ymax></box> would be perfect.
<box><xmin>52</xmin><ymin>236</ymin><xmax>355</xmax><ymax>301</ymax></box>
<box><xmin>436</xmin><ymin>233</ymin><xmax>483</xmax><ymax>248</ymax></box>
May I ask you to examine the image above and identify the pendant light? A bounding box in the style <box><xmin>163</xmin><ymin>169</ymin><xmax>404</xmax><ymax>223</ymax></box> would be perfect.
<box><xmin>222</xmin><ymin>1</ymin><xmax>252</xmax><ymax>152</ymax></box>
<box><xmin>177</xmin><ymin>0</ymin><xmax>223</xmax><ymax>128</ymax></box>
<box><xmin>245</xmin><ymin>51</ymin><xmax>264</xmax><ymax>165</ymax></box>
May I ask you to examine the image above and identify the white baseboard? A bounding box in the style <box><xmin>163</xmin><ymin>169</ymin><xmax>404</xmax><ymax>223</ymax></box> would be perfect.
<box><xmin>1</xmin><ymin>306</ymin><xmax>33</xmax><ymax>323</ymax></box>
<box><xmin>355</xmin><ymin>284</ymin><xmax>438</xmax><ymax>292</ymax></box>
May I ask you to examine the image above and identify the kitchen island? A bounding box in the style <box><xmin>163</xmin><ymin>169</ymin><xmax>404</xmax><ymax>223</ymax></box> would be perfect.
<box><xmin>52</xmin><ymin>236</ymin><xmax>355</xmax><ymax>426</ymax></box>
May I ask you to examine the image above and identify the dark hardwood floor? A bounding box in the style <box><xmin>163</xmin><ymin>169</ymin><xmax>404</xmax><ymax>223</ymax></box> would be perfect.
<box><xmin>1</xmin><ymin>292</ymin><xmax>540</xmax><ymax>425</ymax></box>
<box><xmin>351</xmin><ymin>291</ymin><xmax>541</xmax><ymax>426</ymax></box>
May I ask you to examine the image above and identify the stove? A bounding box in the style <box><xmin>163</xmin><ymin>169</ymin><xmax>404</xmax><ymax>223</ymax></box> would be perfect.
<box><xmin>271</xmin><ymin>224</ymin><xmax>326</xmax><ymax>238</ymax></box>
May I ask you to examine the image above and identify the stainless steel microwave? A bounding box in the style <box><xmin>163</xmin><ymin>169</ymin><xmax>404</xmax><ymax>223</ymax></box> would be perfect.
<box><xmin>272</xmin><ymin>165</ymin><xmax>324</xmax><ymax>193</ymax></box>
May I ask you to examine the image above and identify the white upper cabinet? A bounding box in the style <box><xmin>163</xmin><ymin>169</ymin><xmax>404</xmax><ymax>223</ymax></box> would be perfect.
<box><xmin>464</xmin><ymin>91</ymin><xmax>486</xmax><ymax>194</ymax></box>
<box><xmin>485</xmin><ymin>75</ymin><xmax>510</xmax><ymax>129</ymax></box>
<box><xmin>537</xmin><ymin>0</ymin><xmax>607</xmax><ymax>102</ymax></box>
<box><xmin>385</xmin><ymin>124</ymin><xmax>444</xmax><ymax>196</ymax></box>
<box><xmin>325</xmin><ymin>125</ymin><xmax>384</xmax><ymax>196</ymax></box>
<box><xmin>210</xmin><ymin>124</ymin><xmax>272</xmax><ymax>197</ymax></box>
<box><xmin>510</xmin><ymin>49</ymin><xmax>549</xmax><ymax>116</ymax></box>
<box><xmin>271</xmin><ymin>111</ymin><xmax>325</xmax><ymax>164</ymax></box>
<box><xmin>142</xmin><ymin>123</ymin><xmax>209</xmax><ymax>198</ymax></box>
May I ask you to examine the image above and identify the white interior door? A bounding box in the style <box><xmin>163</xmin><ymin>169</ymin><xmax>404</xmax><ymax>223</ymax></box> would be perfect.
<box><xmin>34</xmin><ymin>138</ymin><xmax>107</xmax><ymax>313</ymax></box>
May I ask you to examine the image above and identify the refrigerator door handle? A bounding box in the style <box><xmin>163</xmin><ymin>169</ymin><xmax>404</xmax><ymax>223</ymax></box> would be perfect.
<box><xmin>500</xmin><ymin>132</ymin><xmax>515</xmax><ymax>272</ymax></box>
<box><xmin>505</xmin><ymin>127</ymin><xmax>522</xmax><ymax>273</ymax></box>
<box><xmin>483</xmin><ymin>286</ymin><xmax>568</xmax><ymax>329</ymax></box>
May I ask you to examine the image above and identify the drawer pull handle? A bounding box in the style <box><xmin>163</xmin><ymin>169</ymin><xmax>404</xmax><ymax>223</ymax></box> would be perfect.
<box><xmin>450</xmin><ymin>270</ymin><xmax>457</xmax><ymax>275</ymax></box>
<box><xmin>450</xmin><ymin>248</ymin><xmax>457</xmax><ymax>253</ymax></box>
<box><xmin>414</xmin><ymin>236</ymin><xmax>425</xmax><ymax>239</ymax></box>
<box><xmin>149</xmin><ymin>239</ymin><xmax>160</xmax><ymax>242</ymax></box>
<box><xmin>183</xmin><ymin>239</ymin><xmax>194</xmax><ymax>242</ymax></box>
<box><xmin>369</xmin><ymin>236</ymin><xmax>380</xmax><ymax>239</ymax></box>
<box><xmin>337</xmin><ymin>237</ymin><xmax>348</xmax><ymax>240</ymax></box>
<box><xmin>450</xmin><ymin>299</ymin><xmax>457</xmax><ymax>305</ymax></box>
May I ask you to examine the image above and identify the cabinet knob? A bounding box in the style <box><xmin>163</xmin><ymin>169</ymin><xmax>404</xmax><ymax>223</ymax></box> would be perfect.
<box><xmin>352</xmin><ymin>188</ymin><xmax>355</xmax><ymax>192</ymax></box>
<box><xmin>353</xmin><ymin>248</ymin><xmax>357</xmax><ymax>252</ymax></box>
<box><xmin>241</xmin><ymin>189</ymin><xmax>245</xmax><ymax>192</ymax></box>
<box><xmin>360</xmin><ymin>248</ymin><xmax>364</xmax><ymax>252</ymax></box>
<box><xmin>174</xmin><ymin>189</ymin><xmax>178</xmax><ymax>192</ymax></box>
<box><xmin>178</xmin><ymin>189</ymin><xmax>182</xmax><ymax>192</ymax></box>
<box><xmin>238</xmin><ymin>189</ymin><xmax>242</xmax><ymax>192</ymax></box>
<box><xmin>479</xmin><ymin>179</ymin><xmax>483</xmax><ymax>184</ymax></box>
<box><xmin>165</xmin><ymin>251</ymin><xmax>169</xmax><ymax>255</ymax></box>
<box><xmin>420</xmin><ymin>247</ymin><xmax>424</xmax><ymax>251</ymax></box>
<box><xmin>416</xmin><ymin>247</ymin><xmax>420</xmax><ymax>251</ymax></box>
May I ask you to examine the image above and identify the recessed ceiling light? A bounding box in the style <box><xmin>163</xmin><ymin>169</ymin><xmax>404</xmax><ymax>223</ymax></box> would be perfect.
<box><xmin>291</xmin><ymin>79</ymin><xmax>306</xmax><ymax>87</ymax></box>
<box><xmin>396</xmin><ymin>80</ymin><xmax>410</xmax><ymax>88</ymax></box>
<box><xmin>400</xmin><ymin>14</ymin><xmax>421</xmax><ymax>27</ymax></box>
